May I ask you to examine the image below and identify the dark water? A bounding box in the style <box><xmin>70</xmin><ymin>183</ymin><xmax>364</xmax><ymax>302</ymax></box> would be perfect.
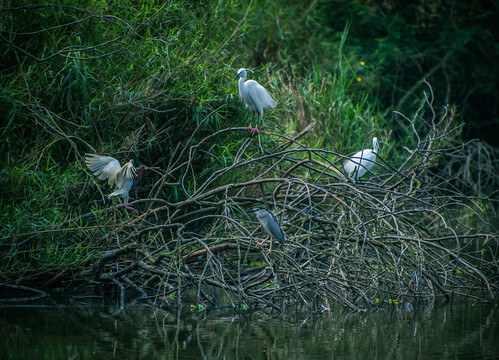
<box><xmin>1</xmin><ymin>304</ymin><xmax>498</xmax><ymax>359</ymax></box>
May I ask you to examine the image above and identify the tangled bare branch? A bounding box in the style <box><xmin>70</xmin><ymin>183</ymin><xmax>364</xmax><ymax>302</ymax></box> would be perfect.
<box><xmin>53</xmin><ymin>82</ymin><xmax>497</xmax><ymax>312</ymax></box>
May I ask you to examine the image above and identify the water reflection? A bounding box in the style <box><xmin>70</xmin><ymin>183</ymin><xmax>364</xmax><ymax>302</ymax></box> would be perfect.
<box><xmin>1</xmin><ymin>304</ymin><xmax>497</xmax><ymax>359</ymax></box>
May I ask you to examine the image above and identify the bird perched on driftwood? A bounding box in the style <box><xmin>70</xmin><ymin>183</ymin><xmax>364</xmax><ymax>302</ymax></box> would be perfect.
<box><xmin>343</xmin><ymin>137</ymin><xmax>379</xmax><ymax>180</ymax></box>
<box><xmin>235</xmin><ymin>68</ymin><xmax>275</xmax><ymax>135</ymax></box>
<box><xmin>85</xmin><ymin>154</ymin><xmax>146</xmax><ymax>214</ymax></box>
<box><xmin>247</xmin><ymin>207</ymin><xmax>285</xmax><ymax>252</ymax></box>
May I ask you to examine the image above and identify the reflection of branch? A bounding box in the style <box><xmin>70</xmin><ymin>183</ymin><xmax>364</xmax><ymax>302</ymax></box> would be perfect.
<box><xmin>0</xmin><ymin>285</ymin><xmax>47</xmax><ymax>302</ymax></box>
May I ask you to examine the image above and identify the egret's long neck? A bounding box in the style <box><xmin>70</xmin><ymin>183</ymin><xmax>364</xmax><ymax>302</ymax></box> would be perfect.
<box><xmin>238</xmin><ymin>74</ymin><xmax>246</xmax><ymax>88</ymax></box>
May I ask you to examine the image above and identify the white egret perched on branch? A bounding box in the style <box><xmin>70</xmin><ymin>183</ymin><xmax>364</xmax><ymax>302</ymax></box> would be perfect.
<box><xmin>343</xmin><ymin>137</ymin><xmax>379</xmax><ymax>180</ymax></box>
<box><xmin>235</xmin><ymin>68</ymin><xmax>275</xmax><ymax>135</ymax></box>
<box><xmin>85</xmin><ymin>154</ymin><xmax>146</xmax><ymax>214</ymax></box>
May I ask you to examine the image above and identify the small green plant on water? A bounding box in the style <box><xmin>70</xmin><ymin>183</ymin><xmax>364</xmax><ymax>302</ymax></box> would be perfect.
<box><xmin>190</xmin><ymin>304</ymin><xmax>205</xmax><ymax>312</ymax></box>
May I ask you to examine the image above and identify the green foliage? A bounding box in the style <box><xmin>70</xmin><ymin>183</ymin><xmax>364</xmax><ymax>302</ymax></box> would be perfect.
<box><xmin>0</xmin><ymin>0</ymin><xmax>496</xmax><ymax>290</ymax></box>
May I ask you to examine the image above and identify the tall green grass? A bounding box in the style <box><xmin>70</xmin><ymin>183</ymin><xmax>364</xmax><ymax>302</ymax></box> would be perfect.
<box><xmin>0</xmin><ymin>0</ymin><xmax>485</xmax><ymax>274</ymax></box>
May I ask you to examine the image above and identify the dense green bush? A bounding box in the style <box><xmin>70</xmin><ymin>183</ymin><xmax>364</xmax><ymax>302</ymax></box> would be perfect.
<box><xmin>0</xmin><ymin>1</ymin><xmax>496</xmax><ymax>305</ymax></box>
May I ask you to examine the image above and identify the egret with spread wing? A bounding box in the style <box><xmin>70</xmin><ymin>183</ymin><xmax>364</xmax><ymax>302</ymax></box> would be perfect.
<box><xmin>85</xmin><ymin>154</ymin><xmax>146</xmax><ymax>214</ymax></box>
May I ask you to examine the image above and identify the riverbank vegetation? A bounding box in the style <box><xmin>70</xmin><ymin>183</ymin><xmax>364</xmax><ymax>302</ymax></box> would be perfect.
<box><xmin>1</xmin><ymin>1</ymin><xmax>497</xmax><ymax>312</ymax></box>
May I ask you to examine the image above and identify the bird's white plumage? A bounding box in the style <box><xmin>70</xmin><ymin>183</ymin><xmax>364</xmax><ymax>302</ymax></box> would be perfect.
<box><xmin>85</xmin><ymin>154</ymin><xmax>136</xmax><ymax>203</ymax></box>
<box><xmin>236</xmin><ymin>68</ymin><xmax>275</xmax><ymax>117</ymax></box>
<box><xmin>343</xmin><ymin>137</ymin><xmax>379</xmax><ymax>180</ymax></box>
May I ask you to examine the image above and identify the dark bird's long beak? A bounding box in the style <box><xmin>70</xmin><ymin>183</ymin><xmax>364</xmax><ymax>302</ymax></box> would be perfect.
<box><xmin>246</xmin><ymin>208</ymin><xmax>257</xmax><ymax>213</ymax></box>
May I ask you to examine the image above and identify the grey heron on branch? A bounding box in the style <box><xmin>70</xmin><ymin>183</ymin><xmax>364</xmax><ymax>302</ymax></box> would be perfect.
<box><xmin>247</xmin><ymin>207</ymin><xmax>285</xmax><ymax>248</ymax></box>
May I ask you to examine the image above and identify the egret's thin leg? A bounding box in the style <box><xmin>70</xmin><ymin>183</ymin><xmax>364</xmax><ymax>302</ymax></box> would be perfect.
<box><xmin>118</xmin><ymin>197</ymin><xmax>138</xmax><ymax>215</ymax></box>
<box><xmin>125</xmin><ymin>203</ymin><xmax>138</xmax><ymax>215</ymax></box>
<box><xmin>247</xmin><ymin>113</ymin><xmax>255</xmax><ymax>134</ymax></box>
<box><xmin>247</xmin><ymin>113</ymin><xmax>261</xmax><ymax>136</ymax></box>
<box><xmin>251</xmin><ymin>115</ymin><xmax>261</xmax><ymax>136</ymax></box>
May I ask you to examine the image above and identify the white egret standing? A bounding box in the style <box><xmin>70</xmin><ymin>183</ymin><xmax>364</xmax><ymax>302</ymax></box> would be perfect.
<box><xmin>343</xmin><ymin>137</ymin><xmax>379</xmax><ymax>180</ymax></box>
<box><xmin>85</xmin><ymin>154</ymin><xmax>146</xmax><ymax>214</ymax></box>
<box><xmin>235</xmin><ymin>68</ymin><xmax>275</xmax><ymax>135</ymax></box>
